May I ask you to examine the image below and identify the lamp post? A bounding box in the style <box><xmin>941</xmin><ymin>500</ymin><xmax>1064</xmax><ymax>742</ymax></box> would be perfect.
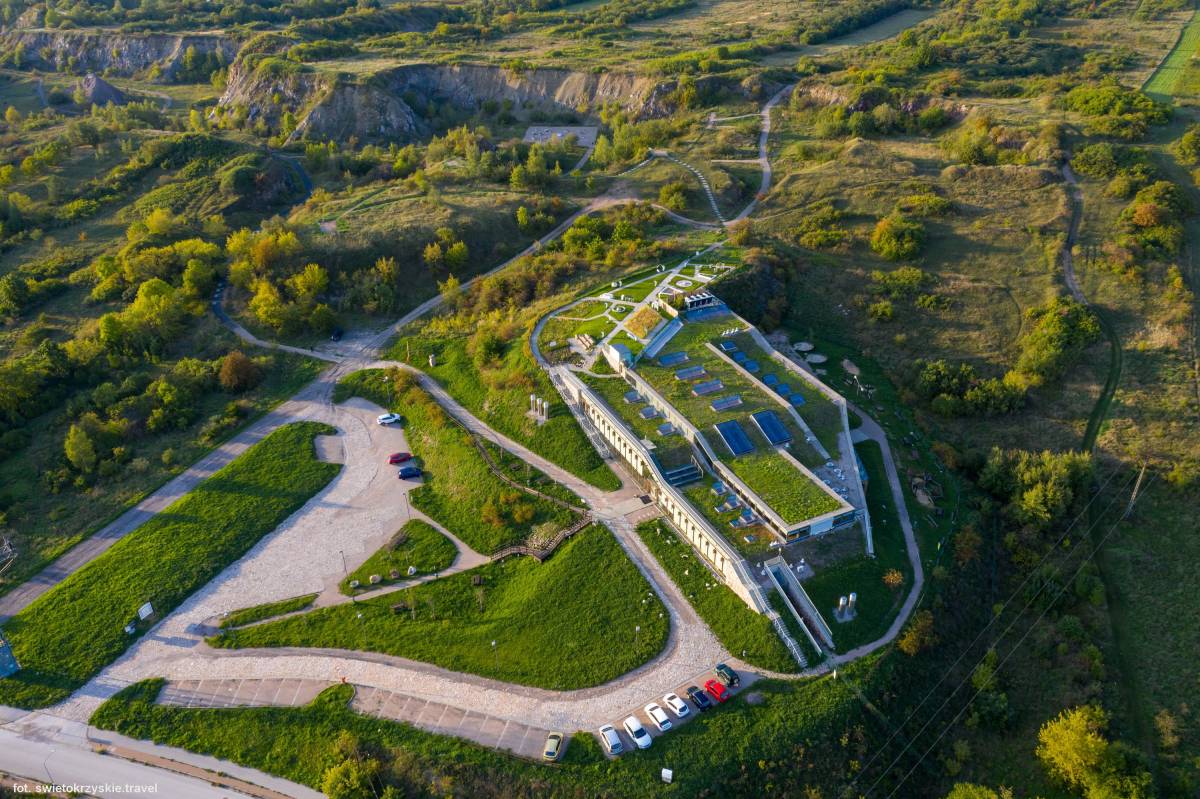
<box><xmin>635</xmin><ymin>625</ymin><xmax>640</xmax><ymax>649</ymax></box>
<box><xmin>491</xmin><ymin>640</ymin><xmax>498</xmax><ymax>672</ymax></box>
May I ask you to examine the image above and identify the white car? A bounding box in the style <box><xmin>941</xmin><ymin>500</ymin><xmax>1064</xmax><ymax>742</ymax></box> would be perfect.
<box><xmin>623</xmin><ymin>715</ymin><xmax>652</xmax><ymax>750</ymax></box>
<box><xmin>376</xmin><ymin>413</ymin><xmax>401</xmax><ymax>425</ymax></box>
<box><xmin>598</xmin><ymin>724</ymin><xmax>622</xmax><ymax>755</ymax></box>
<box><xmin>644</xmin><ymin>702</ymin><xmax>672</xmax><ymax>732</ymax></box>
<box><xmin>663</xmin><ymin>692</ymin><xmax>690</xmax><ymax>719</ymax></box>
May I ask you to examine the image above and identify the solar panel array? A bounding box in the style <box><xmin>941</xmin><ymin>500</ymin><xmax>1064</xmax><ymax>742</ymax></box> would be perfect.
<box><xmin>658</xmin><ymin>351</ymin><xmax>689</xmax><ymax>366</ymax></box>
<box><xmin>718</xmin><ymin>340</ymin><xmax>738</xmax><ymax>352</ymax></box>
<box><xmin>710</xmin><ymin>394</ymin><xmax>743</xmax><ymax>412</ymax></box>
<box><xmin>743</xmin><ymin>359</ymin><xmax>759</xmax><ymax>372</ymax></box>
<box><xmin>751</xmin><ymin>410</ymin><xmax>792</xmax><ymax>445</ymax></box>
<box><xmin>790</xmin><ymin>393</ymin><xmax>807</xmax><ymax>407</ymax></box>
<box><xmin>714</xmin><ymin>420</ymin><xmax>754</xmax><ymax>455</ymax></box>
<box><xmin>692</xmin><ymin>379</ymin><xmax>724</xmax><ymax>396</ymax></box>
<box><xmin>675</xmin><ymin>365</ymin><xmax>707</xmax><ymax>381</ymax></box>
<box><xmin>773</xmin><ymin>383</ymin><xmax>792</xmax><ymax>395</ymax></box>
<box><xmin>763</xmin><ymin>374</ymin><xmax>779</xmax><ymax>386</ymax></box>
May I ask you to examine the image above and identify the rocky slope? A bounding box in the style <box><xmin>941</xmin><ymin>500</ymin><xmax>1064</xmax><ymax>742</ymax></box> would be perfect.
<box><xmin>1</xmin><ymin>28</ymin><xmax>237</xmax><ymax>78</ymax></box>
<box><xmin>219</xmin><ymin>59</ymin><xmax>683</xmax><ymax>143</ymax></box>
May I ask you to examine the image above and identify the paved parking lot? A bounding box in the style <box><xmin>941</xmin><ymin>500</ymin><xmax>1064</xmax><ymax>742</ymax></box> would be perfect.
<box><xmin>596</xmin><ymin>665</ymin><xmax>757</xmax><ymax>756</ymax></box>
<box><xmin>351</xmin><ymin>685</ymin><xmax>552</xmax><ymax>761</ymax></box>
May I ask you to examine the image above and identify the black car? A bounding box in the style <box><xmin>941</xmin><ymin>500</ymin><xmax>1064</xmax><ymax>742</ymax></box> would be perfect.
<box><xmin>330</xmin><ymin>328</ymin><xmax>344</xmax><ymax>342</ymax></box>
<box><xmin>715</xmin><ymin>662</ymin><xmax>740</xmax><ymax>688</ymax></box>
<box><xmin>686</xmin><ymin>685</ymin><xmax>713</xmax><ymax>712</ymax></box>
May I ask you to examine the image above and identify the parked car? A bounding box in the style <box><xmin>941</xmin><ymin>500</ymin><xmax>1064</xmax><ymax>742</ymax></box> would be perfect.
<box><xmin>377</xmin><ymin>413</ymin><xmax>402</xmax><ymax>425</ymax></box>
<box><xmin>715</xmin><ymin>662</ymin><xmax>740</xmax><ymax>687</ymax></box>
<box><xmin>685</xmin><ymin>685</ymin><xmax>713</xmax><ymax>712</ymax></box>
<box><xmin>704</xmin><ymin>679</ymin><xmax>730</xmax><ymax>703</ymax></box>
<box><xmin>387</xmin><ymin>452</ymin><xmax>412</xmax><ymax>464</ymax></box>
<box><xmin>643</xmin><ymin>702</ymin><xmax>672</xmax><ymax>732</ymax></box>
<box><xmin>599</xmin><ymin>724</ymin><xmax>622</xmax><ymax>755</ymax></box>
<box><xmin>542</xmin><ymin>732</ymin><xmax>564</xmax><ymax>761</ymax></box>
<box><xmin>329</xmin><ymin>328</ymin><xmax>343</xmax><ymax>342</ymax></box>
<box><xmin>397</xmin><ymin>466</ymin><xmax>422</xmax><ymax>480</ymax></box>
<box><xmin>623</xmin><ymin>716</ymin><xmax>652</xmax><ymax>750</ymax></box>
<box><xmin>663</xmin><ymin>692</ymin><xmax>690</xmax><ymax>719</ymax></box>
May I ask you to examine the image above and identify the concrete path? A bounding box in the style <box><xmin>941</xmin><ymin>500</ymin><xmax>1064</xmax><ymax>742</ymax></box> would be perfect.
<box><xmin>728</xmin><ymin>82</ymin><xmax>794</xmax><ymax>224</ymax></box>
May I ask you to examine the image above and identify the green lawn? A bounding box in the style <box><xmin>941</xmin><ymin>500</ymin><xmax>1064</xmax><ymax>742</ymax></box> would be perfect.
<box><xmin>340</xmin><ymin>520</ymin><xmax>457</xmax><ymax>595</ymax></box>
<box><xmin>335</xmin><ymin>370</ymin><xmax>575</xmax><ymax>554</ymax></box>
<box><xmin>800</xmin><ymin>441</ymin><xmax>912</xmax><ymax>652</ymax></box>
<box><xmin>1144</xmin><ymin>6</ymin><xmax>1200</xmax><ymax>100</ymax></box>
<box><xmin>635</xmin><ymin>520</ymin><xmax>798</xmax><ymax>672</ymax></box>
<box><xmin>210</xmin><ymin>526</ymin><xmax>670</xmax><ymax>690</ymax></box>
<box><xmin>388</xmin><ymin>338</ymin><xmax>619</xmax><ymax>491</ymax></box>
<box><xmin>220</xmin><ymin>594</ymin><xmax>319</xmax><ymax>629</ymax></box>
<box><xmin>0</xmin><ymin>422</ymin><xmax>340</xmax><ymax>709</ymax></box>
<box><xmin>91</xmin><ymin>668</ymin><xmax>863</xmax><ymax>797</ymax></box>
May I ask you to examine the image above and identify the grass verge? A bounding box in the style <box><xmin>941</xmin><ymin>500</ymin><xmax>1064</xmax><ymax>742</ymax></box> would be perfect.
<box><xmin>340</xmin><ymin>520</ymin><xmax>456</xmax><ymax>595</ymax></box>
<box><xmin>635</xmin><ymin>519</ymin><xmax>798</xmax><ymax>672</ymax></box>
<box><xmin>0</xmin><ymin>422</ymin><xmax>339</xmax><ymax>709</ymax></box>
<box><xmin>210</xmin><ymin>526</ymin><xmax>669</xmax><ymax>690</ymax></box>
<box><xmin>220</xmin><ymin>594</ymin><xmax>319</xmax><ymax>629</ymax></box>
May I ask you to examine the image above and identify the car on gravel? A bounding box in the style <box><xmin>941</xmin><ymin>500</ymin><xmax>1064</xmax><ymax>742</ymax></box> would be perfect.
<box><xmin>542</xmin><ymin>732</ymin><xmax>564</xmax><ymax>761</ymax></box>
<box><xmin>599</xmin><ymin>724</ymin><xmax>622</xmax><ymax>755</ymax></box>
<box><xmin>644</xmin><ymin>702</ymin><xmax>672</xmax><ymax>732</ymax></box>
<box><xmin>387</xmin><ymin>452</ymin><xmax>412</xmax><ymax>464</ymax></box>
<box><xmin>377</xmin><ymin>413</ymin><xmax>402</xmax><ymax>425</ymax></box>
<box><xmin>686</xmin><ymin>685</ymin><xmax>713</xmax><ymax>711</ymax></box>
<box><xmin>397</xmin><ymin>466</ymin><xmax>422</xmax><ymax>480</ymax></box>
<box><xmin>715</xmin><ymin>662</ymin><xmax>740</xmax><ymax>687</ymax></box>
<box><xmin>704</xmin><ymin>679</ymin><xmax>730</xmax><ymax>703</ymax></box>
<box><xmin>623</xmin><ymin>715</ymin><xmax>652</xmax><ymax>749</ymax></box>
<box><xmin>663</xmin><ymin>692</ymin><xmax>690</xmax><ymax>718</ymax></box>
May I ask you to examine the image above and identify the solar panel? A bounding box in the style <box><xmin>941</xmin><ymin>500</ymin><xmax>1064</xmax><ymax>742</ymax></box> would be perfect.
<box><xmin>733</xmin><ymin>351</ymin><xmax>749</xmax><ymax>364</ymax></box>
<box><xmin>639</xmin><ymin>406</ymin><xmax>659</xmax><ymax>419</ymax></box>
<box><xmin>710</xmin><ymin>394</ymin><xmax>743</xmax><ymax>412</ymax></box>
<box><xmin>790</xmin><ymin>393</ymin><xmax>807</xmax><ymax>407</ymax></box>
<box><xmin>675</xmin><ymin>365</ymin><xmax>706</xmax><ymax>381</ymax></box>
<box><xmin>658</xmin><ymin>351</ymin><xmax>688</xmax><ymax>366</ymax></box>
<box><xmin>692</xmin><ymin>379</ymin><xmax>724</xmax><ymax>396</ymax></box>
<box><xmin>763</xmin><ymin>374</ymin><xmax>779</xmax><ymax>385</ymax></box>
<box><xmin>743</xmin><ymin>359</ymin><xmax>759</xmax><ymax>372</ymax></box>
<box><xmin>718</xmin><ymin>340</ymin><xmax>738</xmax><ymax>352</ymax></box>
<box><xmin>623</xmin><ymin>390</ymin><xmax>641</xmax><ymax>404</ymax></box>
<box><xmin>773</xmin><ymin>383</ymin><xmax>792</xmax><ymax>395</ymax></box>
<box><xmin>714</xmin><ymin>420</ymin><xmax>754</xmax><ymax>455</ymax></box>
<box><xmin>751</xmin><ymin>410</ymin><xmax>792</xmax><ymax>445</ymax></box>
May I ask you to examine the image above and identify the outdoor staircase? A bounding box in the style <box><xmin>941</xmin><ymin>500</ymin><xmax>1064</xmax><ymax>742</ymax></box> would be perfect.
<box><xmin>660</xmin><ymin>462</ymin><xmax>702</xmax><ymax>487</ymax></box>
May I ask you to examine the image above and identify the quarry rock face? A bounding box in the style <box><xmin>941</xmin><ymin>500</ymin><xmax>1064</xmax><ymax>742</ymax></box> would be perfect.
<box><xmin>1</xmin><ymin>29</ymin><xmax>236</xmax><ymax>78</ymax></box>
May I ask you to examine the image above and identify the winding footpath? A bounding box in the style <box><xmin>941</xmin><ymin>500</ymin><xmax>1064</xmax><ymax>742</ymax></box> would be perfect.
<box><xmin>0</xmin><ymin>80</ymin><xmax>922</xmax><ymax>796</ymax></box>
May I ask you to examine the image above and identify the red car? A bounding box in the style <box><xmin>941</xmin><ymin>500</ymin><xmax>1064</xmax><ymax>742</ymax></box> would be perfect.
<box><xmin>704</xmin><ymin>679</ymin><xmax>729</xmax><ymax>703</ymax></box>
<box><xmin>387</xmin><ymin>452</ymin><xmax>412</xmax><ymax>464</ymax></box>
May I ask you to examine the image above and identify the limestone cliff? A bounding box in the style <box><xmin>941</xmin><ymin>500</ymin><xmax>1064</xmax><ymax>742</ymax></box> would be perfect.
<box><xmin>0</xmin><ymin>28</ymin><xmax>237</xmax><ymax>79</ymax></box>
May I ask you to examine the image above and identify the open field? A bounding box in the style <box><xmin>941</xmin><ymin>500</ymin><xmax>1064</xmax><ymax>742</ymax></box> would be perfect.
<box><xmin>0</xmin><ymin>422</ymin><xmax>339</xmax><ymax>709</ymax></box>
<box><xmin>212</xmin><ymin>526</ymin><xmax>671</xmax><ymax>690</ymax></box>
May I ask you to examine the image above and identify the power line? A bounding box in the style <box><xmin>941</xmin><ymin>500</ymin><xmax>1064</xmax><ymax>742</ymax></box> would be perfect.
<box><xmin>880</xmin><ymin>474</ymin><xmax>1155</xmax><ymax>799</ymax></box>
<box><xmin>848</xmin><ymin>467</ymin><xmax>1130</xmax><ymax>788</ymax></box>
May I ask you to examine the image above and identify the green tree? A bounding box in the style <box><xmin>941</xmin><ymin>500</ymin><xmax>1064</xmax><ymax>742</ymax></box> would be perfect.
<box><xmin>1036</xmin><ymin>705</ymin><xmax>1153</xmax><ymax>799</ymax></box>
<box><xmin>444</xmin><ymin>240</ymin><xmax>469</xmax><ymax>270</ymax></box>
<box><xmin>218</xmin><ymin>350</ymin><xmax>261</xmax><ymax>393</ymax></box>
<box><xmin>870</xmin><ymin>213</ymin><xmax>925</xmax><ymax>260</ymax></box>
<box><xmin>320</xmin><ymin>758</ymin><xmax>380</xmax><ymax>799</ymax></box>
<box><xmin>64</xmin><ymin>424</ymin><xmax>98</xmax><ymax>473</ymax></box>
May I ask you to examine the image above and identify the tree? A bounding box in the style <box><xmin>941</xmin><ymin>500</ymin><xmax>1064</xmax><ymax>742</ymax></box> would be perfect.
<box><xmin>0</xmin><ymin>273</ymin><xmax>29</xmax><ymax>316</ymax></box>
<box><xmin>1036</xmin><ymin>705</ymin><xmax>1153</xmax><ymax>799</ymax></box>
<box><xmin>219</xmin><ymin>351</ymin><xmax>261</xmax><ymax>392</ymax></box>
<box><xmin>945</xmin><ymin>784</ymin><xmax>1001</xmax><ymax>799</ymax></box>
<box><xmin>444</xmin><ymin>240</ymin><xmax>469</xmax><ymax>270</ymax></box>
<box><xmin>320</xmin><ymin>758</ymin><xmax>380</xmax><ymax>799</ymax></box>
<box><xmin>954</xmin><ymin>525</ymin><xmax>983</xmax><ymax>566</ymax></box>
<box><xmin>286</xmin><ymin>262</ymin><xmax>328</xmax><ymax>301</ymax></box>
<box><xmin>423</xmin><ymin>241</ymin><xmax>444</xmax><ymax>269</ymax></box>
<box><xmin>64</xmin><ymin>424</ymin><xmax>98</xmax><ymax>473</ymax></box>
<box><xmin>4</xmin><ymin>106</ymin><xmax>20</xmax><ymax>126</ymax></box>
<box><xmin>515</xmin><ymin>205</ymin><xmax>531</xmax><ymax>231</ymax></box>
<box><xmin>897</xmin><ymin>609</ymin><xmax>936</xmax><ymax>656</ymax></box>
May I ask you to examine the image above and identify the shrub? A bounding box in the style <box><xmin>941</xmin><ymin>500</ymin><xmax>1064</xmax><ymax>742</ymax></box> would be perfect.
<box><xmin>218</xmin><ymin>350</ymin><xmax>262</xmax><ymax>392</ymax></box>
<box><xmin>870</xmin><ymin>213</ymin><xmax>924</xmax><ymax>260</ymax></box>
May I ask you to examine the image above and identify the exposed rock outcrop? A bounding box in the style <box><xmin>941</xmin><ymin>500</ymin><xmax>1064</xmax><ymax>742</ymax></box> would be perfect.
<box><xmin>76</xmin><ymin>73</ymin><xmax>127</xmax><ymax>106</ymax></box>
<box><xmin>0</xmin><ymin>29</ymin><xmax>237</xmax><ymax>79</ymax></box>
<box><xmin>219</xmin><ymin>59</ymin><xmax>690</xmax><ymax>143</ymax></box>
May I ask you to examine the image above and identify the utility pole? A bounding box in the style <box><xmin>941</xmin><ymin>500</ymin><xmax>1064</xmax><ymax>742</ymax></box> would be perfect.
<box><xmin>1124</xmin><ymin>463</ymin><xmax>1148</xmax><ymax>520</ymax></box>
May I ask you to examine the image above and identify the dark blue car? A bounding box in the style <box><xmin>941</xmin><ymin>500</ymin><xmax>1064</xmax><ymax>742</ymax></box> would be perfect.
<box><xmin>397</xmin><ymin>465</ymin><xmax>422</xmax><ymax>480</ymax></box>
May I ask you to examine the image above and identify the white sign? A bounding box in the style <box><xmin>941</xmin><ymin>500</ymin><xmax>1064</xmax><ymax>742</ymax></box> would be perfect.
<box><xmin>661</xmin><ymin>769</ymin><xmax>673</xmax><ymax>784</ymax></box>
<box><xmin>137</xmin><ymin>602</ymin><xmax>154</xmax><ymax>620</ymax></box>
